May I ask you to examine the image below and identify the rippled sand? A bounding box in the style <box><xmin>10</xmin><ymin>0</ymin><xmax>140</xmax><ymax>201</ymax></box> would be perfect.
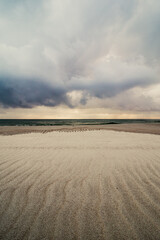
<box><xmin>0</xmin><ymin>123</ymin><xmax>160</xmax><ymax>135</ymax></box>
<box><xmin>0</xmin><ymin>130</ymin><xmax>160</xmax><ymax>240</ymax></box>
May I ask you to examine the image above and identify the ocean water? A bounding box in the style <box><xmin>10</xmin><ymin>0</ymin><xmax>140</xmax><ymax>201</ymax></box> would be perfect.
<box><xmin>0</xmin><ymin>119</ymin><xmax>159</xmax><ymax>126</ymax></box>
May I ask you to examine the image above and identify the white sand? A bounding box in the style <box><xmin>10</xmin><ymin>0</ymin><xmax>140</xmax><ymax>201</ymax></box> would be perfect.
<box><xmin>0</xmin><ymin>130</ymin><xmax>160</xmax><ymax>240</ymax></box>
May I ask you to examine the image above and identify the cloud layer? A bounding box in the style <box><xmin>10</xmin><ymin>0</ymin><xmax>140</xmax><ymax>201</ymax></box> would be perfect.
<box><xmin>0</xmin><ymin>0</ymin><xmax>160</xmax><ymax>115</ymax></box>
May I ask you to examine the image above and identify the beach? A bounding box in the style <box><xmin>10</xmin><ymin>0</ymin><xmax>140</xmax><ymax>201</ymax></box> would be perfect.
<box><xmin>0</xmin><ymin>123</ymin><xmax>160</xmax><ymax>135</ymax></box>
<box><xmin>0</xmin><ymin>126</ymin><xmax>160</xmax><ymax>239</ymax></box>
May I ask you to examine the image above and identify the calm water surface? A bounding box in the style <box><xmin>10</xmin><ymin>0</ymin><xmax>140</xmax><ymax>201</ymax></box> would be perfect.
<box><xmin>0</xmin><ymin>119</ymin><xmax>159</xmax><ymax>126</ymax></box>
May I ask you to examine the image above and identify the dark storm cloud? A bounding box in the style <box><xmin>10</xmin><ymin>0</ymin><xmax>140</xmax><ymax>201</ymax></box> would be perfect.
<box><xmin>0</xmin><ymin>71</ymin><xmax>157</xmax><ymax>109</ymax></box>
<box><xmin>0</xmin><ymin>0</ymin><xmax>160</xmax><ymax>113</ymax></box>
<box><xmin>0</xmin><ymin>77</ymin><xmax>69</xmax><ymax>108</ymax></box>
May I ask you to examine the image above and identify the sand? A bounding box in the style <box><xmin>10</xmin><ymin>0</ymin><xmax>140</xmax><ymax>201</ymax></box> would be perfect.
<box><xmin>0</xmin><ymin>123</ymin><xmax>160</xmax><ymax>136</ymax></box>
<box><xmin>0</xmin><ymin>129</ymin><xmax>160</xmax><ymax>240</ymax></box>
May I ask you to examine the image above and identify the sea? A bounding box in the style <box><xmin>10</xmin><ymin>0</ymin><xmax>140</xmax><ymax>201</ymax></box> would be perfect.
<box><xmin>0</xmin><ymin>119</ymin><xmax>159</xmax><ymax>126</ymax></box>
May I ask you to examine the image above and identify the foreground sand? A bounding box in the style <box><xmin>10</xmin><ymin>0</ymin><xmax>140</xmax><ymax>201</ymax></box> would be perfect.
<box><xmin>0</xmin><ymin>130</ymin><xmax>160</xmax><ymax>240</ymax></box>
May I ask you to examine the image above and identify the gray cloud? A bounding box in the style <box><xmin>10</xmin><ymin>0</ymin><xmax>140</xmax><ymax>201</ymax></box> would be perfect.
<box><xmin>0</xmin><ymin>77</ymin><xmax>69</xmax><ymax>108</ymax></box>
<box><xmin>0</xmin><ymin>70</ymin><xmax>157</xmax><ymax>109</ymax></box>
<box><xmin>70</xmin><ymin>77</ymin><xmax>156</xmax><ymax>100</ymax></box>
<box><xmin>94</xmin><ymin>88</ymin><xmax>160</xmax><ymax>112</ymax></box>
<box><xmin>0</xmin><ymin>0</ymin><xmax>160</xmax><ymax>114</ymax></box>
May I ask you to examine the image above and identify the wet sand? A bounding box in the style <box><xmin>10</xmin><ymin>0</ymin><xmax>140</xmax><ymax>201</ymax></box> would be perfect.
<box><xmin>0</xmin><ymin>123</ymin><xmax>160</xmax><ymax>135</ymax></box>
<box><xmin>0</xmin><ymin>130</ymin><xmax>160</xmax><ymax>239</ymax></box>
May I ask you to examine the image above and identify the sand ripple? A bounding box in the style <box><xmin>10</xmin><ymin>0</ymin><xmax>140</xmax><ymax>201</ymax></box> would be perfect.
<box><xmin>0</xmin><ymin>130</ymin><xmax>160</xmax><ymax>240</ymax></box>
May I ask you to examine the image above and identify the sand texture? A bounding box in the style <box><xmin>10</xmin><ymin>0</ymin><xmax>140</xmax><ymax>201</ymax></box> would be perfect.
<box><xmin>0</xmin><ymin>123</ymin><xmax>160</xmax><ymax>136</ymax></box>
<box><xmin>0</xmin><ymin>130</ymin><xmax>160</xmax><ymax>240</ymax></box>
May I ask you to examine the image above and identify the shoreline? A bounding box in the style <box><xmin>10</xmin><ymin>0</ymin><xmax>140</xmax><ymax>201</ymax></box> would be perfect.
<box><xmin>0</xmin><ymin>123</ymin><xmax>160</xmax><ymax>136</ymax></box>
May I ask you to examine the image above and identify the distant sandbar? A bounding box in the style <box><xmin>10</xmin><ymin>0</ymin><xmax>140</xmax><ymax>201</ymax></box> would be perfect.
<box><xmin>0</xmin><ymin>123</ymin><xmax>160</xmax><ymax>135</ymax></box>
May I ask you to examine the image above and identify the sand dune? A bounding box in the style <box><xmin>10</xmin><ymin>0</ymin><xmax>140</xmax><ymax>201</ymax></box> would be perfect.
<box><xmin>0</xmin><ymin>130</ymin><xmax>160</xmax><ymax>240</ymax></box>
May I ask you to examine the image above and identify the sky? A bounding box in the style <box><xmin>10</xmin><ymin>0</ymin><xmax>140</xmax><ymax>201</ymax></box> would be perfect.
<box><xmin>0</xmin><ymin>0</ymin><xmax>160</xmax><ymax>119</ymax></box>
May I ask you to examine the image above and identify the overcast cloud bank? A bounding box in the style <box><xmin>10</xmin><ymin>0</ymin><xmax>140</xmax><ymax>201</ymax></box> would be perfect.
<box><xmin>0</xmin><ymin>0</ymin><xmax>160</xmax><ymax>115</ymax></box>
